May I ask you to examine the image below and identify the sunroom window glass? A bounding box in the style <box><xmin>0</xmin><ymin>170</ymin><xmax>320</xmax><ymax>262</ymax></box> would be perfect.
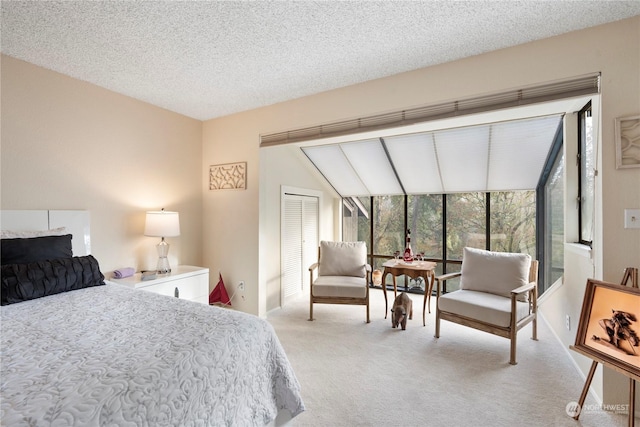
<box><xmin>544</xmin><ymin>151</ymin><xmax>564</xmax><ymax>291</ymax></box>
<box><xmin>342</xmin><ymin>199</ymin><xmax>357</xmax><ymax>242</ymax></box>
<box><xmin>372</xmin><ymin>195</ymin><xmax>404</xmax><ymax>258</ymax></box>
<box><xmin>343</xmin><ymin>196</ymin><xmax>375</xmax><ymax>266</ymax></box>
<box><xmin>443</xmin><ymin>263</ymin><xmax>463</xmax><ymax>292</ymax></box>
<box><xmin>579</xmin><ymin>103</ymin><xmax>594</xmax><ymax>245</ymax></box>
<box><xmin>407</xmin><ymin>194</ymin><xmax>443</xmax><ymax>260</ymax></box>
<box><xmin>356</xmin><ymin>197</ymin><xmax>371</xmax><ymax>245</ymax></box>
<box><xmin>446</xmin><ymin>193</ymin><xmax>486</xmax><ymax>259</ymax></box>
<box><xmin>489</xmin><ymin>191</ymin><xmax>536</xmax><ymax>256</ymax></box>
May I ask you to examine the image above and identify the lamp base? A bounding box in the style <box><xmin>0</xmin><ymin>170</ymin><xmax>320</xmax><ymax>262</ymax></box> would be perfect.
<box><xmin>156</xmin><ymin>257</ymin><xmax>171</xmax><ymax>274</ymax></box>
<box><xmin>156</xmin><ymin>239</ymin><xmax>171</xmax><ymax>274</ymax></box>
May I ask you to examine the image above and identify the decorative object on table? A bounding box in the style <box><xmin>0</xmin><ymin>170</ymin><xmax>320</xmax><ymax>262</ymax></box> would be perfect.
<box><xmin>144</xmin><ymin>209</ymin><xmax>180</xmax><ymax>274</ymax></box>
<box><xmin>141</xmin><ymin>270</ymin><xmax>157</xmax><ymax>281</ymax></box>
<box><xmin>409</xmin><ymin>276</ymin><xmax>425</xmax><ymax>291</ymax></box>
<box><xmin>209</xmin><ymin>161</ymin><xmax>247</xmax><ymax>190</ymax></box>
<box><xmin>615</xmin><ymin>114</ymin><xmax>640</xmax><ymax>169</ymax></box>
<box><xmin>391</xmin><ymin>292</ymin><xmax>413</xmax><ymax>330</ymax></box>
<box><xmin>112</xmin><ymin>267</ymin><xmax>135</xmax><ymax>279</ymax></box>
<box><xmin>209</xmin><ymin>272</ymin><xmax>232</xmax><ymax>306</ymax></box>
<box><xmin>403</xmin><ymin>229</ymin><xmax>413</xmax><ymax>263</ymax></box>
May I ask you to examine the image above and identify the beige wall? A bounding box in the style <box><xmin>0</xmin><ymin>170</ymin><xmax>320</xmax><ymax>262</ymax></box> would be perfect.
<box><xmin>261</xmin><ymin>145</ymin><xmax>338</xmax><ymax>311</ymax></box>
<box><xmin>201</xmin><ymin>115</ymin><xmax>335</xmax><ymax>315</ymax></box>
<box><xmin>1</xmin><ymin>55</ymin><xmax>203</xmax><ymax>274</ymax></box>
<box><xmin>202</xmin><ymin>16</ymin><xmax>640</xmax><ymax>406</ymax></box>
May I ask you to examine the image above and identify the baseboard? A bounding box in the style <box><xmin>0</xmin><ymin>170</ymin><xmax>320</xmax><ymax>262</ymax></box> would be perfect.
<box><xmin>538</xmin><ymin>311</ymin><xmax>603</xmax><ymax>406</ymax></box>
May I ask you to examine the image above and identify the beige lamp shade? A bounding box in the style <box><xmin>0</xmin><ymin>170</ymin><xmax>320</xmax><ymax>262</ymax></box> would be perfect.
<box><xmin>144</xmin><ymin>210</ymin><xmax>180</xmax><ymax>237</ymax></box>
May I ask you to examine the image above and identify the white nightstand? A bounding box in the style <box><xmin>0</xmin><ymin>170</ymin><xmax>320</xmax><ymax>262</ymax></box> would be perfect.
<box><xmin>110</xmin><ymin>265</ymin><xmax>209</xmax><ymax>304</ymax></box>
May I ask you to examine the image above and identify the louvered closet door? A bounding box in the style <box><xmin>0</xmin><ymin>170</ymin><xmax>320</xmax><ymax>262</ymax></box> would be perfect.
<box><xmin>282</xmin><ymin>194</ymin><xmax>318</xmax><ymax>306</ymax></box>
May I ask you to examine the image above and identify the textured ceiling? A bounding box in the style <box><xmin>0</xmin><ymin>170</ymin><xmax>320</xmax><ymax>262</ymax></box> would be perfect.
<box><xmin>2</xmin><ymin>1</ymin><xmax>639</xmax><ymax>121</ymax></box>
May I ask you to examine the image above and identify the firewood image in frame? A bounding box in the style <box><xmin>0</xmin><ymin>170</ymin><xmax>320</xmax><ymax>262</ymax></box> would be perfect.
<box><xmin>591</xmin><ymin>309</ymin><xmax>639</xmax><ymax>356</ymax></box>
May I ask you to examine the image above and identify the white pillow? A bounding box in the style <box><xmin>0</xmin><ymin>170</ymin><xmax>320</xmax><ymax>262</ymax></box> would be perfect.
<box><xmin>1</xmin><ymin>227</ymin><xmax>67</xmax><ymax>239</ymax></box>
<box><xmin>460</xmin><ymin>247</ymin><xmax>531</xmax><ymax>300</ymax></box>
<box><xmin>318</xmin><ymin>241</ymin><xmax>367</xmax><ymax>277</ymax></box>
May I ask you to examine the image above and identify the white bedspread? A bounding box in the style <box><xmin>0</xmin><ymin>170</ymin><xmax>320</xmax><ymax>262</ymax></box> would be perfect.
<box><xmin>0</xmin><ymin>283</ymin><xmax>304</xmax><ymax>426</ymax></box>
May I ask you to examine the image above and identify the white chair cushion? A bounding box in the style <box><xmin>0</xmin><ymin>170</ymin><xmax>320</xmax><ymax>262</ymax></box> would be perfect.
<box><xmin>438</xmin><ymin>290</ymin><xmax>531</xmax><ymax>328</ymax></box>
<box><xmin>312</xmin><ymin>275</ymin><xmax>368</xmax><ymax>298</ymax></box>
<box><xmin>318</xmin><ymin>241</ymin><xmax>367</xmax><ymax>278</ymax></box>
<box><xmin>460</xmin><ymin>247</ymin><xmax>531</xmax><ymax>300</ymax></box>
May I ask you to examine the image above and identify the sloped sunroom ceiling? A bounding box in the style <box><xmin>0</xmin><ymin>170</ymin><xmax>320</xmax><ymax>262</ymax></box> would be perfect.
<box><xmin>302</xmin><ymin>114</ymin><xmax>562</xmax><ymax>197</ymax></box>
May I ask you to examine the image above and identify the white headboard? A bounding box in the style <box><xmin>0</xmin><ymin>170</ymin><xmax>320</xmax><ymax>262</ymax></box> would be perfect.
<box><xmin>0</xmin><ymin>210</ymin><xmax>91</xmax><ymax>256</ymax></box>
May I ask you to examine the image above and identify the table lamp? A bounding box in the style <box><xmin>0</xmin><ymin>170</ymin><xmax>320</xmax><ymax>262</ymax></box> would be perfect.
<box><xmin>144</xmin><ymin>209</ymin><xmax>180</xmax><ymax>273</ymax></box>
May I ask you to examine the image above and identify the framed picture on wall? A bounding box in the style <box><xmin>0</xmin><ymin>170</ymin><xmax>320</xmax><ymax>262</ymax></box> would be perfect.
<box><xmin>615</xmin><ymin>114</ymin><xmax>640</xmax><ymax>169</ymax></box>
<box><xmin>209</xmin><ymin>161</ymin><xmax>247</xmax><ymax>190</ymax></box>
<box><xmin>574</xmin><ymin>279</ymin><xmax>640</xmax><ymax>379</ymax></box>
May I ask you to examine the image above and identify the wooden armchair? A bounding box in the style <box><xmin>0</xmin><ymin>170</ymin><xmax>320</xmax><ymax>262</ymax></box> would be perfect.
<box><xmin>435</xmin><ymin>247</ymin><xmax>539</xmax><ymax>365</ymax></box>
<box><xmin>309</xmin><ymin>241</ymin><xmax>371</xmax><ymax>323</ymax></box>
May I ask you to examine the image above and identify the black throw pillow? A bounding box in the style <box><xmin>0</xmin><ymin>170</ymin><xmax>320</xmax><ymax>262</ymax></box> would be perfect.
<box><xmin>1</xmin><ymin>234</ymin><xmax>73</xmax><ymax>265</ymax></box>
<box><xmin>1</xmin><ymin>255</ymin><xmax>105</xmax><ymax>305</ymax></box>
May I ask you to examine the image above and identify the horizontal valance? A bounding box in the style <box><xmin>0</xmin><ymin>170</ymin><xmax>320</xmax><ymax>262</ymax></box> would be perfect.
<box><xmin>260</xmin><ymin>73</ymin><xmax>600</xmax><ymax>147</ymax></box>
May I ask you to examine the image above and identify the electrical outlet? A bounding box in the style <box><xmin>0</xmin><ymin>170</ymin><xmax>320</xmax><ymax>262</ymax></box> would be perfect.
<box><xmin>624</xmin><ymin>209</ymin><xmax>640</xmax><ymax>229</ymax></box>
<box><xmin>238</xmin><ymin>281</ymin><xmax>245</xmax><ymax>291</ymax></box>
<box><xmin>565</xmin><ymin>314</ymin><xmax>571</xmax><ymax>331</ymax></box>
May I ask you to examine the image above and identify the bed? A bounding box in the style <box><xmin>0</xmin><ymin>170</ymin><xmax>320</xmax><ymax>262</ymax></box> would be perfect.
<box><xmin>0</xmin><ymin>210</ymin><xmax>305</xmax><ymax>426</ymax></box>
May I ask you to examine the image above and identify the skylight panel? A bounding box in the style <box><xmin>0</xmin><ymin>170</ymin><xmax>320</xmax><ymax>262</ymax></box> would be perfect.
<box><xmin>435</xmin><ymin>125</ymin><xmax>490</xmax><ymax>193</ymax></box>
<box><xmin>301</xmin><ymin>113</ymin><xmax>564</xmax><ymax>196</ymax></box>
<box><xmin>341</xmin><ymin>139</ymin><xmax>403</xmax><ymax>196</ymax></box>
<box><xmin>384</xmin><ymin>133</ymin><xmax>442</xmax><ymax>194</ymax></box>
<box><xmin>302</xmin><ymin>145</ymin><xmax>369</xmax><ymax>196</ymax></box>
<box><xmin>488</xmin><ymin>115</ymin><xmax>562</xmax><ymax>190</ymax></box>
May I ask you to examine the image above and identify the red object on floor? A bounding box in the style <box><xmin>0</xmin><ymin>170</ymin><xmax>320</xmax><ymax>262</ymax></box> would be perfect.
<box><xmin>209</xmin><ymin>273</ymin><xmax>231</xmax><ymax>306</ymax></box>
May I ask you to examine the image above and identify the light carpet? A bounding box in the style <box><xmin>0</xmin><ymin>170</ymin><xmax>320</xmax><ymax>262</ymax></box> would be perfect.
<box><xmin>267</xmin><ymin>291</ymin><xmax>633</xmax><ymax>427</ymax></box>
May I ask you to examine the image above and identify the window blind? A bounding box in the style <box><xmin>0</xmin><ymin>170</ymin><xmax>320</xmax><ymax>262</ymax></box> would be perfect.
<box><xmin>260</xmin><ymin>73</ymin><xmax>600</xmax><ymax>147</ymax></box>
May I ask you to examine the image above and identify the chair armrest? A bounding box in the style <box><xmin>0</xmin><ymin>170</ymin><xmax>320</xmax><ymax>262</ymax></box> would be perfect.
<box><xmin>435</xmin><ymin>272</ymin><xmax>462</xmax><ymax>282</ymax></box>
<box><xmin>309</xmin><ymin>263</ymin><xmax>319</xmax><ymax>292</ymax></box>
<box><xmin>510</xmin><ymin>281</ymin><xmax>538</xmax><ymax>315</ymax></box>
<box><xmin>510</xmin><ymin>281</ymin><xmax>535</xmax><ymax>296</ymax></box>
<box><xmin>366</xmin><ymin>264</ymin><xmax>372</xmax><ymax>272</ymax></box>
<box><xmin>435</xmin><ymin>271</ymin><xmax>462</xmax><ymax>295</ymax></box>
